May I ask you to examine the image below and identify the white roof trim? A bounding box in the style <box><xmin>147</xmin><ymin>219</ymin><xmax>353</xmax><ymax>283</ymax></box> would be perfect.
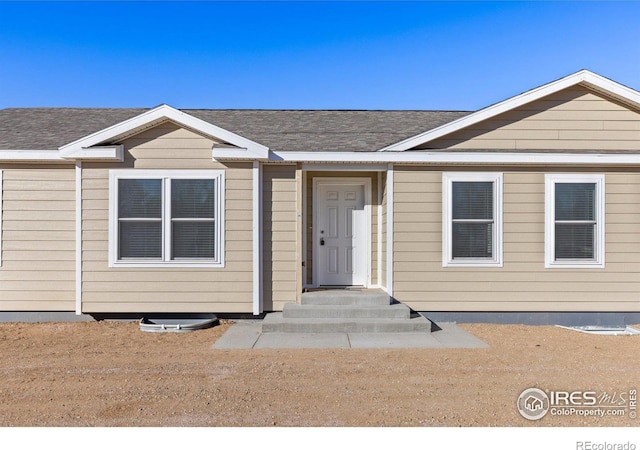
<box><xmin>62</xmin><ymin>145</ymin><xmax>124</xmax><ymax>161</ymax></box>
<box><xmin>270</xmin><ymin>150</ymin><xmax>640</xmax><ymax>165</ymax></box>
<box><xmin>212</xmin><ymin>145</ymin><xmax>270</xmax><ymax>161</ymax></box>
<box><xmin>0</xmin><ymin>149</ymin><xmax>67</xmax><ymax>162</ymax></box>
<box><xmin>59</xmin><ymin>104</ymin><xmax>269</xmax><ymax>159</ymax></box>
<box><xmin>380</xmin><ymin>70</ymin><xmax>640</xmax><ymax>152</ymax></box>
<box><xmin>3</xmin><ymin>147</ymin><xmax>640</xmax><ymax>165</ymax></box>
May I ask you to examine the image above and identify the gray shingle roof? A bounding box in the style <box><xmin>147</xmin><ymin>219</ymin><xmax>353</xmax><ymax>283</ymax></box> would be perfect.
<box><xmin>0</xmin><ymin>108</ymin><xmax>148</xmax><ymax>150</ymax></box>
<box><xmin>0</xmin><ymin>107</ymin><xmax>470</xmax><ymax>152</ymax></box>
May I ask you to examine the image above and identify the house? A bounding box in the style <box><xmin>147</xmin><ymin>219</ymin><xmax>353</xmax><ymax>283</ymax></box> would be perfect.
<box><xmin>524</xmin><ymin>396</ymin><xmax>544</xmax><ymax>412</ymax></box>
<box><xmin>1</xmin><ymin>69</ymin><xmax>640</xmax><ymax>325</ymax></box>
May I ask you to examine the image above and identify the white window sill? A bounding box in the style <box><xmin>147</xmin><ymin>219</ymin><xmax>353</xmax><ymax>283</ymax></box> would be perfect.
<box><xmin>545</xmin><ymin>261</ymin><xmax>604</xmax><ymax>269</ymax></box>
<box><xmin>110</xmin><ymin>261</ymin><xmax>225</xmax><ymax>269</ymax></box>
<box><xmin>443</xmin><ymin>260</ymin><xmax>503</xmax><ymax>268</ymax></box>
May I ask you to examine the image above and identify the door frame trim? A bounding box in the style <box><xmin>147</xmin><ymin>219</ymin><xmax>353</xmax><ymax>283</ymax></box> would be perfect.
<box><xmin>312</xmin><ymin>177</ymin><xmax>372</xmax><ymax>288</ymax></box>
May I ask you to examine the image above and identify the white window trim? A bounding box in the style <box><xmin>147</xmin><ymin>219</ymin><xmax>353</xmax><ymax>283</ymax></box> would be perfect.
<box><xmin>108</xmin><ymin>169</ymin><xmax>225</xmax><ymax>268</ymax></box>
<box><xmin>442</xmin><ymin>172</ymin><xmax>503</xmax><ymax>267</ymax></box>
<box><xmin>545</xmin><ymin>174</ymin><xmax>605</xmax><ymax>269</ymax></box>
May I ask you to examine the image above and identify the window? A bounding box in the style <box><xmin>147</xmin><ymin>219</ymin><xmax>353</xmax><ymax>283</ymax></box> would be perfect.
<box><xmin>442</xmin><ymin>173</ymin><xmax>503</xmax><ymax>267</ymax></box>
<box><xmin>109</xmin><ymin>170</ymin><xmax>224</xmax><ymax>267</ymax></box>
<box><xmin>545</xmin><ymin>174</ymin><xmax>605</xmax><ymax>268</ymax></box>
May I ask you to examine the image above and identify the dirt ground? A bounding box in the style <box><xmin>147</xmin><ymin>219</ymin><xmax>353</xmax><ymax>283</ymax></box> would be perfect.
<box><xmin>0</xmin><ymin>319</ymin><xmax>638</xmax><ymax>427</ymax></box>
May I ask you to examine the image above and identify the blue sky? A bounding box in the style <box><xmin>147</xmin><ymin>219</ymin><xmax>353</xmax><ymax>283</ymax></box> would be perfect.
<box><xmin>0</xmin><ymin>1</ymin><xmax>639</xmax><ymax>110</ymax></box>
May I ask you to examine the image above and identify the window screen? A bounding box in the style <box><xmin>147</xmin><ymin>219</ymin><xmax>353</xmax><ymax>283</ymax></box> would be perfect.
<box><xmin>452</xmin><ymin>181</ymin><xmax>494</xmax><ymax>259</ymax></box>
<box><xmin>554</xmin><ymin>182</ymin><xmax>596</xmax><ymax>260</ymax></box>
<box><xmin>171</xmin><ymin>179</ymin><xmax>216</xmax><ymax>259</ymax></box>
<box><xmin>118</xmin><ymin>179</ymin><xmax>162</xmax><ymax>259</ymax></box>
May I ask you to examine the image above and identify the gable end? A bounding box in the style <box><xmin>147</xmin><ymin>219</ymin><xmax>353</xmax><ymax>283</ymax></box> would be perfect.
<box><xmin>417</xmin><ymin>86</ymin><xmax>640</xmax><ymax>152</ymax></box>
<box><xmin>381</xmin><ymin>70</ymin><xmax>640</xmax><ymax>153</ymax></box>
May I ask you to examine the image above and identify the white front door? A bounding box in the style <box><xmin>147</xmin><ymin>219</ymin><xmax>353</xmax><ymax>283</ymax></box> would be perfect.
<box><xmin>315</xmin><ymin>181</ymin><xmax>369</xmax><ymax>286</ymax></box>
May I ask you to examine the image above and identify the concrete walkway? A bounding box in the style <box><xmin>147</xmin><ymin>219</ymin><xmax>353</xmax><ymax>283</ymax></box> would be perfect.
<box><xmin>213</xmin><ymin>320</ymin><xmax>489</xmax><ymax>349</ymax></box>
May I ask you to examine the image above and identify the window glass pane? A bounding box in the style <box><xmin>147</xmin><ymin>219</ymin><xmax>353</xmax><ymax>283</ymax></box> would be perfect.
<box><xmin>452</xmin><ymin>182</ymin><xmax>493</xmax><ymax>220</ymax></box>
<box><xmin>118</xmin><ymin>179</ymin><xmax>162</xmax><ymax>218</ymax></box>
<box><xmin>172</xmin><ymin>222</ymin><xmax>215</xmax><ymax>259</ymax></box>
<box><xmin>119</xmin><ymin>222</ymin><xmax>162</xmax><ymax>259</ymax></box>
<box><xmin>555</xmin><ymin>183</ymin><xmax>595</xmax><ymax>221</ymax></box>
<box><xmin>171</xmin><ymin>179</ymin><xmax>216</xmax><ymax>219</ymax></box>
<box><xmin>453</xmin><ymin>223</ymin><xmax>493</xmax><ymax>258</ymax></box>
<box><xmin>555</xmin><ymin>223</ymin><xmax>595</xmax><ymax>259</ymax></box>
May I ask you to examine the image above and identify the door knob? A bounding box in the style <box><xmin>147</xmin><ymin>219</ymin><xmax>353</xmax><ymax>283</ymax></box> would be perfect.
<box><xmin>320</xmin><ymin>238</ymin><xmax>325</xmax><ymax>246</ymax></box>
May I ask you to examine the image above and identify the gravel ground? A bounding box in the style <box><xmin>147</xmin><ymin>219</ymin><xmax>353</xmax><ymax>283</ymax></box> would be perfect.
<box><xmin>0</xmin><ymin>320</ymin><xmax>638</xmax><ymax>427</ymax></box>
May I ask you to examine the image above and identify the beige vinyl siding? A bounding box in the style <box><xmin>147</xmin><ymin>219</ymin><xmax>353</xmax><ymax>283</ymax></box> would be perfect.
<box><xmin>420</xmin><ymin>87</ymin><xmax>640</xmax><ymax>151</ymax></box>
<box><xmin>0</xmin><ymin>165</ymin><xmax>76</xmax><ymax>310</ymax></box>
<box><xmin>393</xmin><ymin>166</ymin><xmax>640</xmax><ymax>312</ymax></box>
<box><xmin>263</xmin><ymin>164</ymin><xmax>297</xmax><ymax>311</ymax></box>
<box><xmin>81</xmin><ymin>121</ymin><xmax>254</xmax><ymax>313</ymax></box>
<box><xmin>304</xmin><ymin>171</ymin><xmax>379</xmax><ymax>287</ymax></box>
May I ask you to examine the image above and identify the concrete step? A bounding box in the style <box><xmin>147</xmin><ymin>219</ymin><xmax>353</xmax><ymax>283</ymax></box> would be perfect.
<box><xmin>301</xmin><ymin>290</ymin><xmax>390</xmax><ymax>306</ymax></box>
<box><xmin>283</xmin><ymin>303</ymin><xmax>410</xmax><ymax>319</ymax></box>
<box><xmin>262</xmin><ymin>312</ymin><xmax>432</xmax><ymax>333</ymax></box>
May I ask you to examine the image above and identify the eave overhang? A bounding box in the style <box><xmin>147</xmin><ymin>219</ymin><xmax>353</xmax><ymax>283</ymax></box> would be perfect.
<box><xmin>212</xmin><ymin>145</ymin><xmax>270</xmax><ymax>161</ymax></box>
<box><xmin>267</xmin><ymin>150</ymin><xmax>640</xmax><ymax>166</ymax></box>
<box><xmin>0</xmin><ymin>149</ymin><xmax>68</xmax><ymax>163</ymax></box>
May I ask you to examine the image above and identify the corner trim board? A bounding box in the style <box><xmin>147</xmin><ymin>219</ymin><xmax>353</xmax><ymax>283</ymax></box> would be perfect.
<box><xmin>75</xmin><ymin>162</ymin><xmax>82</xmax><ymax>314</ymax></box>
<box><xmin>386</xmin><ymin>164</ymin><xmax>394</xmax><ymax>296</ymax></box>
<box><xmin>377</xmin><ymin>171</ymin><xmax>382</xmax><ymax>287</ymax></box>
<box><xmin>252</xmin><ymin>161</ymin><xmax>263</xmax><ymax>315</ymax></box>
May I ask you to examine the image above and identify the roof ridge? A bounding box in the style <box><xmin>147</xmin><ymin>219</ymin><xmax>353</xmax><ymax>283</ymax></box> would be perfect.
<box><xmin>0</xmin><ymin>107</ymin><xmax>472</xmax><ymax>113</ymax></box>
<box><xmin>186</xmin><ymin>108</ymin><xmax>472</xmax><ymax>112</ymax></box>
